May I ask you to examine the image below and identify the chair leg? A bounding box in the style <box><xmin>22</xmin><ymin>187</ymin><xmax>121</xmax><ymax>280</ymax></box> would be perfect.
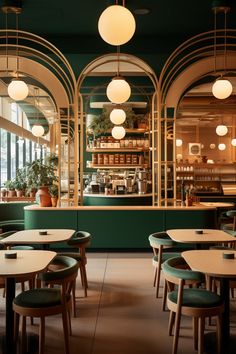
<box><xmin>21</xmin><ymin>316</ymin><xmax>27</xmax><ymax>354</ymax></box>
<box><xmin>72</xmin><ymin>281</ymin><xmax>77</xmax><ymax>317</ymax></box>
<box><xmin>62</xmin><ymin>309</ymin><xmax>70</xmax><ymax>354</ymax></box>
<box><xmin>81</xmin><ymin>264</ymin><xmax>88</xmax><ymax>297</ymax></box>
<box><xmin>172</xmin><ymin>309</ymin><xmax>181</xmax><ymax>354</ymax></box>
<box><xmin>193</xmin><ymin>317</ymin><xmax>198</xmax><ymax>350</ymax></box>
<box><xmin>14</xmin><ymin>312</ymin><xmax>20</xmax><ymax>344</ymax></box>
<box><xmin>153</xmin><ymin>267</ymin><xmax>157</xmax><ymax>287</ymax></box>
<box><xmin>198</xmin><ymin>316</ymin><xmax>205</xmax><ymax>354</ymax></box>
<box><xmin>39</xmin><ymin>317</ymin><xmax>45</xmax><ymax>354</ymax></box>
<box><xmin>155</xmin><ymin>263</ymin><xmax>161</xmax><ymax>298</ymax></box>
<box><xmin>162</xmin><ymin>280</ymin><xmax>167</xmax><ymax>311</ymax></box>
<box><xmin>168</xmin><ymin>311</ymin><xmax>175</xmax><ymax>336</ymax></box>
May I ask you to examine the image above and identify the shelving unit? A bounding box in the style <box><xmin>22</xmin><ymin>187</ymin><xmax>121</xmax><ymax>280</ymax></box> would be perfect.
<box><xmin>86</xmin><ymin>128</ymin><xmax>151</xmax><ymax>170</ymax></box>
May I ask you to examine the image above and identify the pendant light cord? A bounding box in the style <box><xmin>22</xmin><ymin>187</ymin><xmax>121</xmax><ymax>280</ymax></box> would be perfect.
<box><xmin>16</xmin><ymin>12</ymin><xmax>19</xmax><ymax>78</ymax></box>
<box><xmin>214</xmin><ymin>8</ymin><xmax>217</xmax><ymax>74</ymax></box>
<box><xmin>224</xmin><ymin>9</ymin><xmax>227</xmax><ymax>74</ymax></box>
<box><xmin>5</xmin><ymin>12</ymin><xmax>9</xmax><ymax>76</ymax></box>
<box><xmin>117</xmin><ymin>45</ymin><xmax>120</xmax><ymax>76</ymax></box>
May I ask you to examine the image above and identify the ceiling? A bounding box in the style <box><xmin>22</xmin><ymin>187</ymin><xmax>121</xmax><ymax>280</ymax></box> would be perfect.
<box><xmin>1</xmin><ymin>0</ymin><xmax>236</xmax><ymax>131</ymax></box>
<box><xmin>0</xmin><ymin>0</ymin><xmax>236</xmax><ymax>54</ymax></box>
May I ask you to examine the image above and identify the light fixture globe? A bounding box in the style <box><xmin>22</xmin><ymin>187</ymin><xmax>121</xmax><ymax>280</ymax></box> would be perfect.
<box><xmin>8</xmin><ymin>78</ymin><xmax>29</xmax><ymax>101</ymax></box>
<box><xmin>111</xmin><ymin>126</ymin><xmax>126</xmax><ymax>140</ymax></box>
<box><xmin>218</xmin><ymin>143</ymin><xmax>226</xmax><ymax>151</ymax></box>
<box><xmin>110</xmin><ymin>108</ymin><xmax>126</xmax><ymax>125</ymax></box>
<box><xmin>210</xmin><ymin>143</ymin><xmax>216</xmax><ymax>149</ymax></box>
<box><xmin>212</xmin><ymin>79</ymin><xmax>232</xmax><ymax>99</ymax></box>
<box><xmin>231</xmin><ymin>138</ymin><xmax>236</xmax><ymax>146</ymax></box>
<box><xmin>176</xmin><ymin>139</ymin><xmax>183</xmax><ymax>147</ymax></box>
<box><xmin>31</xmin><ymin>124</ymin><xmax>44</xmax><ymax>137</ymax></box>
<box><xmin>216</xmin><ymin>124</ymin><xmax>228</xmax><ymax>136</ymax></box>
<box><xmin>106</xmin><ymin>77</ymin><xmax>131</xmax><ymax>104</ymax></box>
<box><xmin>98</xmin><ymin>5</ymin><xmax>136</xmax><ymax>46</ymax></box>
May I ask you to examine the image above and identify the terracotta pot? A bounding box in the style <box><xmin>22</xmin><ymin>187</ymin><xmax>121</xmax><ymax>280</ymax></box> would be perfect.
<box><xmin>36</xmin><ymin>186</ymin><xmax>52</xmax><ymax>207</ymax></box>
<box><xmin>8</xmin><ymin>190</ymin><xmax>16</xmax><ymax>197</ymax></box>
<box><xmin>51</xmin><ymin>197</ymin><xmax>58</xmax><ymax>207</ymax></box>
<box><xmin>16</xmin><ymin>190</ymin><xmax>23</xmax><ymax>197</ymax></box>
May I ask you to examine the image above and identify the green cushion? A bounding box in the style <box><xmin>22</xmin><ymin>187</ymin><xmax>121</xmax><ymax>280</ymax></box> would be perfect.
<box><xmin>39</xmin><ymin>255</ymin><xmax>78</xmax><ymax>282</ymax></box>
<box><xmin>168</xmin><ymin>288</ymin><xmax>223</xmax><ymax>308</ymax></box>
<box><xmin>14</xmin><ymin>288</ymin><xmax>62</xmax><ymax>308</ymax></box>
<box><xmin>153</xmin><ymin>252</ymin><xmax>181</xmax><ymax>264</ymax></box>
<box><xmin>226</xmin><ymin>210</ymin><xmax>236</xmax><ymax>218</ymax></box>
<box><xmin>11</xmin><ymin>245</ymin><xmax>34</xmax><ymax>250</ymax></box>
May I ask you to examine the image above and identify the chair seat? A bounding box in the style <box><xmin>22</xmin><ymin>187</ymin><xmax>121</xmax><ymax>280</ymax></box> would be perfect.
<box><xmin>168</xmin><ymin>288</ymin><xmax>223</xmax><ymax>308</ymax></box>
<box><xmin>14</xmin><ymin>288</ymin><xmax>63</xmax><ymax>308</ymax></box>
<box><xmin>148</xmin><ymin>234</ymin><xmax>175</xmax><ymax>247</ymax></box>
<box><xmin>11</xmin><ymin>245</ymin><xmax>34</xmax><ymax>250</ymax></box>
<box><xmin>152</xmin><ymin>252</ymin><xmax>181</xmax><ymax>265</ymax></box>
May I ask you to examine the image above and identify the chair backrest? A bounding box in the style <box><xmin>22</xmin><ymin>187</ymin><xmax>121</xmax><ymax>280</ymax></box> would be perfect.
<box><xmin>148</xmin><ymin>232</ymin><xmax>176</xmax><ymax>256</ymax></box>
<box><xmin>67</xmin><ymin>231</ymin><xmax>91</xmax><ymax>248</ymax></box>
<box><xmin>38</xmin><ymin>255</ymin><xmax>79</xmax><ymax>296</ymax></box>
<box><xmin>162</xmin><ymin>256</ymin><xmax>204</xmax><ymax>287</ymax></box>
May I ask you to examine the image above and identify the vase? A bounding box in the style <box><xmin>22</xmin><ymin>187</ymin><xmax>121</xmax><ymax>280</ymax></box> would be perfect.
<box><xmin>36</xmin><ymin>186</ymin><xmax>52</xmax><ymax>207</ymax></box>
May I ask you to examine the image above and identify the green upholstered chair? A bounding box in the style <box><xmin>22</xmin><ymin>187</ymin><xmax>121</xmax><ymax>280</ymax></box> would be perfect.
<box><xmin>148</xmin><ymin>232</ymin><xmax>181</xmax><ymax>302</ymax></box>
<box><xmin>58</xmin><ymin>231</ymin><xmax>91</xmax><ymax>312</ymax></box>
<box><xmin>221</xmin><ymin>210</ymin><xmax>236</xmax><ymax>237</ymax></box>
<box><xmin>13</xmin><ymin>255</ymin><xmax>79</xmax><ymax>354</ymax></box>
<box><xmin>0</xmin><ymin>219</ymin><xmax>24</xmax><ymax>233</ymax></box>
<box><xmin>162</xmin><ymin>256</ymin><xmax>224</xmax><ymax>354</ymax></box>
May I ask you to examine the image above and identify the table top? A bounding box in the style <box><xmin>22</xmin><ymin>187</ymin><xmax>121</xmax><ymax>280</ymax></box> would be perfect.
<box><xmin>182</xmin><ymin>249</ymin><xmax>236</xmax><ymax>278</ymax></box>
<box><xmin>200</xmin><ymin>202</ymin><xmax>234</xmax><ymax>208</ymax></box>
<box><xmin>0</xmin><ymin>228</ymin><xmax>75</xmax><ymax>245</ymax></box>
<box><xmin>167</xmin><ymin>229</ymin><xmax>236</xmax><ymax>244</ymax></box>
<box><xmin>0</xmin><ymin>250</ymin><xmax>56</xmax><ymax>277</ymax></box>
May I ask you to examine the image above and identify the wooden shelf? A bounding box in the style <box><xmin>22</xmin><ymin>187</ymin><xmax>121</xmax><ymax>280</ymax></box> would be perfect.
<box><xmin>89</xmin><ymin>164</ymin><xmax>148</xmax><ymax>169</ymax></box>
<box><xmin>86</xmin><ymin>148</ymin><xmax>149</xmax><ymax>153</ymax></box>
<box><xmin>87</xmin><ymin>128</ymin><xmax>149</xmax><ymax>135</ymax></box>
<box><xmin>1</xmin><ymin>197</ymin><xmax>35</xmax><ymax>202</ymax></box>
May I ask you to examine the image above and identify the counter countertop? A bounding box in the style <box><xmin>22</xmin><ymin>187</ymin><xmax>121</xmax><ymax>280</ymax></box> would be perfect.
<box><xmin>24</xmin><ymin>204</ymin><xmax>217</xmax><ymax>211</ymax></box>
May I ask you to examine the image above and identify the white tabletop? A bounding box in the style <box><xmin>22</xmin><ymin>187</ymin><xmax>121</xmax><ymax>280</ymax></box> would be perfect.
<box><xmin>167</xmin><ymin>229</ymin><xmax>236</xmax><ymax>244</ymax></box>
<box><xmin>182</xmin><ymin>249</ymin><xmax>236</xmax><ymax>278</ymax></box>
<box><xmin>0</xmin><ymin>250</ymin><xmax>56</xmax><ymax>278</ymax></box>
<box><xmin>1</xmin><ymin>229</ymin><xmax>75</xmax><ymax>245</ymax></box>
<box><xmin>200</xmin><ymin>202</ymin><xmax>234</xmax><ymax>208</ymax></box>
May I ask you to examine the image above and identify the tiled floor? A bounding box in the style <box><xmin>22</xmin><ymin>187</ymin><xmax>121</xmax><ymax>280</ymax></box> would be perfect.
<box><xmin>1</xmin><ymin>252</ymin><xmax>236</xmax><ymax>354</ymax></box>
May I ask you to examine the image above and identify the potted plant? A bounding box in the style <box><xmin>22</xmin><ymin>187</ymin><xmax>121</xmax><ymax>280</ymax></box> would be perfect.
<box><xmin>1</xmin><ymin>188</ymin><xmax>7</xmax><ymax>198</ymax></box>
<box><xmin>4</xmin><ymin>180</ymin><xmax>16</xmax><ymax>197</ymax></box>
<box><xmin>14</xmin><ymin>168</ymin><xmax>27</xmax><ymax>197</ymax></box>
<box><xmin>25</xmin><ymin>158</ymin><xmax>58</xmax><ymax>207</ymax></box>
<box><xmin>49</xmin><ymin>184</ymin><xmax>58</xmax><ymax>207</ymax></box>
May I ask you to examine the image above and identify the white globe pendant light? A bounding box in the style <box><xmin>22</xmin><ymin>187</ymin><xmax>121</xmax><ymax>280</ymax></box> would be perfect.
<box><xmin>212</xmin><ymin>79</ymin><xmax>232</xmax><ymax>99</ymax></box>
<box><xmin>216</xmin><ymin>124</ymin><xmax>228</xmax><ymax>136</ymax></box>
<box><xmin>32</xmin><ymin>124</ymin><xmax>44</xmax><ymax>137</ymax></box>
<box><xmin>111</xmin><ymin>126</ymin><xmax>126</xmax><ymax>140</ymax></box>
<box><xmin>98</xmin><ymin>5</ymin><xmax>136</xmax><ymax>46</ymax></box>
<box><xmin>231</xmin><ymin>138</ymin><xmax>236</xmax><ymax>146</ymax></box>
<box><xmin>176</xmin><ymin>139</ymin><xmax>183</xmax><ymax>147</ymax></box>
<box><xmin>8</xmin><ymin>78</ymin><xmax>29</xmax><ymax>101</ymax></box>
<box><xmin>210</xmin><ymin>143</ymin><xmax>216</xmax><ymax>149</ymax></box>
<box><xmin>110</xmin><ymin>108</ymin><xmax>126</xmax><ymax>125</ymax></box>
<box><xmin>218</xmin><ymin>143</ymin><xmax>226</xmax><ymax>151</ymax></box>
<box><xmin>106</xmin><ymin>77</ymin><xmax>131</xmax><ymax>104</ymax></box>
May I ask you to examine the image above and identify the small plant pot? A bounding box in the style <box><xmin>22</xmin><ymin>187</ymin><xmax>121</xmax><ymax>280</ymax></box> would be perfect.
<box><xmin>16</xmin><ymin>190</ymin><xmax>23</xmax><ymax>198</ymax></box>
<box><xmin>51</xmin><ymin>197</ymin><xmax>58</xmax><ymax>207</ymax></box>
<box><xmin>8</xmin><ymin>190</ymin><xmax>16</xmax><ymax>197</ymax></box>
<box><xmin>36</xmin><ymin>186</ymin><xmax>52</xmax><ymax>207</ymax></box>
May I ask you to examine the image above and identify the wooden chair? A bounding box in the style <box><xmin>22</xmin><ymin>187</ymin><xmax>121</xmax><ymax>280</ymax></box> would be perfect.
<box><xmin>13</xmin><ymin>255</ymin><xmax>79</xmax><ymax>354</ymax></box>
<box><xmin>162</xmin><ymin>256</ymin><xmax>224</xmax><ymax>354</ymax></box>
<box><xmin>58</xmin><ymin>230</ymin><xmax>91</xmax><ymax>316</ymax></box>
<box><xmin>148</xmin><ymin>231</ymin><xmax>181</xmax><ymax>302</ymax></box>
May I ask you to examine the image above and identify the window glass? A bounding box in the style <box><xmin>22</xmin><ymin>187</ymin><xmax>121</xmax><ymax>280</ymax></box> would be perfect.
<box><xmin>11</xmin><ymin>134</ymin><xmax>16</xmax><ymax>178</ymax></box>
<box><xmin>25</xmin><ymin>139</ymin><xmax>31</xmax><ymax>163</ymax></box>
<box><xmin>11</xmin><ymin>102</ymin><xmax>18</xmax><ymax>124</ymax></box>
<box><xmin>18</xmin><ymin>138</ymin><xmax>24</xmax><ymax>168</ymax></box>
<box><xmin>0</xmin><ymin>128</ymin><xmax>7</xmax><ymax>186</ymax></box>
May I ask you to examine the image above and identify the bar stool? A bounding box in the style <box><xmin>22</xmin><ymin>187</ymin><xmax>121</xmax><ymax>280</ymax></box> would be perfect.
<box><xmin>148</xmin><ymin>232</ymin><xmax>181</xmax><ymax>301</ymax></box>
